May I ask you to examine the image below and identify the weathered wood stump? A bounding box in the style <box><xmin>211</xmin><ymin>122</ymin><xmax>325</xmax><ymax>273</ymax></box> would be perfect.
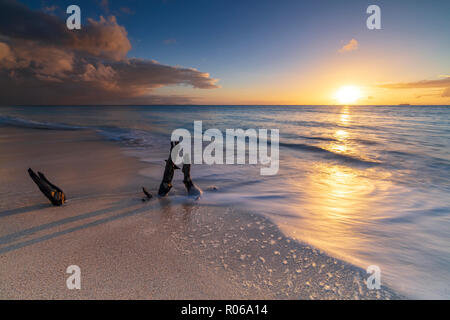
<box><xmin>28</xmin><ymin>168</ymin><xmax>66</xmax><ymax>206</ymax></box>
<box><xmin>158</xmin><ymin>141</ymin><xmax>180</xmax><ymax>196</ymax></box>
<box><xmin>182</xmin><ymin>163</ymin><xmax>202</xmax><ymax>198</ymax></box>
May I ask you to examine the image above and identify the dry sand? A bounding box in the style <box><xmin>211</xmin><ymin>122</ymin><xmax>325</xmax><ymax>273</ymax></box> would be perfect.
<box><xmin>0</xmin><ymin>127</ymin><xmax>401</xmax><ymax>299</ymax></box>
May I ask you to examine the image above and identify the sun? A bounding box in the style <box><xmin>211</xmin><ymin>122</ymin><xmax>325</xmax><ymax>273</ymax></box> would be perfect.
<box><xmin>334</xmin><ymin>86</ymin><xmax>361</xmax><ymax>104</ymax></box>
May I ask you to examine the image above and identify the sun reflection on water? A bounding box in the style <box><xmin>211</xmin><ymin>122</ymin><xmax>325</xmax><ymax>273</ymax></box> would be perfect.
<box><xmin>280</xmin><ymin>105</ymin><xmax>393</xmax><ymax>265</ymax></box>
<box><xmin>281</xmin><ymin>162</ymin><xmax>394</xmax><ymax>267</ymax></box>
<box><xmin>325</xmin><ymin>106</ymin><xmax>352</xmax><ymax>155</ymax></box>
<box><xmin>340</xmin><ymin>106</ymin><xmax>350</xmax><ymax>123</ymax></box>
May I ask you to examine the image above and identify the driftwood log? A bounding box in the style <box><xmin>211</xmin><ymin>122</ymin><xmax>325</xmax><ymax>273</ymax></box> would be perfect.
<box><xmin>182</xmin><ymin>163</ymin><xmax>202</xmax><ymax>198</ymax></box>
<box><xmin>157</xmin><ymin>141</ymin><xmax>180</xmax><ymax>196</ymax></box>
<box><xmin>28</xmin><ymin>168</ymin><xmax>66</xmax><ymax>206</ymax></box>
<box><xmin>154</xmin><ymin>141</ymin><xmax>202</xmax><ymax>198</ymax></box>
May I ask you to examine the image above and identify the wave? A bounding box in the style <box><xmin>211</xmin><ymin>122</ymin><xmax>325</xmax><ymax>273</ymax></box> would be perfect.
<box><xmin>298</xmin><ymin>135</ymin><xmax>337</xmax><ymax>142</ymax></box>
<box><xmin>279</xmin><ymin>141</ymin><xmax>380</xmax><ymax>166</ymax></box>
<box><xmin>0</xmin><ymin>115</ymin><xmax>165</xmax><ymax>148</ymax></box>
<box><xmin>349</xmin><ymin>138</ymin><xmax>379</xmax><ymax>145</ymax></box>
<box><xmin>95</xmin><ymin>126</ymin><xmax>164</xmax><ymax>148</ymax></box>
<box><xmin>0</xmin><ymin>116</ymin><xmax>83</xmax><ymax>130</ymax></box>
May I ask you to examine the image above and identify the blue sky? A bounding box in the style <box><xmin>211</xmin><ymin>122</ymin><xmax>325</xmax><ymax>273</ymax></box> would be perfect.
<box><xmin>6</xmin><ymin>0</ymin><xmax>450</xmax><ymax>104</ymax></box>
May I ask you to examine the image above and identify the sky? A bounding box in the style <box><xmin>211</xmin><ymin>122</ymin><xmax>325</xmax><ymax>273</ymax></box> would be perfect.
<box><xmin>0</xmin><ymin>0</ymin><xmax>449</xmax><ymax>105</ymax></box>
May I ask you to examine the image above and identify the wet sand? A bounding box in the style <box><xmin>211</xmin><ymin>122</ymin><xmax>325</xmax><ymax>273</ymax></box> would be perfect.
<box><xmin>0</xmin><ymin>127</ymin><xmax>401</xmax><ymax>299</ymax></box>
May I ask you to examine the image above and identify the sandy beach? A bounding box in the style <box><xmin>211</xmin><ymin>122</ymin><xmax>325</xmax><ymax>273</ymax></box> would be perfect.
<box><xmin>0</xmin><ymin>126</ymin><xmax>401</xmax><ymax>299</ymax></box>
<box><xmin>1</xmin><ymin>0</ymin><xmax>449</xmax><ymax>302</ymax></box>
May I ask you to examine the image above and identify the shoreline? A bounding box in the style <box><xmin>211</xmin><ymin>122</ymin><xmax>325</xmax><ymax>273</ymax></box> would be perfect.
<box><xmin>0</xmin><ymin>126</ymin><xmax>402</xmax><ymax>299</ymax></box>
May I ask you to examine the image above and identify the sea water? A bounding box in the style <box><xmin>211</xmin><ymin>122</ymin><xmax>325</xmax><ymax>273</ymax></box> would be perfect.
<box><xmin>1</xmin><ymin>105</ymin><xmax>449</xmax><ymax>299</ymax></box>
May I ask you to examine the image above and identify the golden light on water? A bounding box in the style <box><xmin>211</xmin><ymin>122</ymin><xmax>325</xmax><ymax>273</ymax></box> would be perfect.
<box><xmin>335</xmin><ymin>129</ymin><xmax>348</xmax><ymax>138</ymax></box>
<box><xmin>340</xmin><ymin>109</ymin><xmax>350</xmax><ymax>124</ymax></box>
<box><xmin>280</xmin><ymin>162</ymin><xmax>382</xmax><ymax>267</ymax></box>
<box><xmin>334</xmin><ymin>86</ymin><xmax>361</xmax><ymax>104</ymax></box>
<box><xmin>325</xmin><ymin>107</ymin><xmax>351</xmax><ymax>154</ymax></box>
<box><xmin>280</xmin><ymin>106</ymin><xmax>393</xmax><ymax>267</ymax></box>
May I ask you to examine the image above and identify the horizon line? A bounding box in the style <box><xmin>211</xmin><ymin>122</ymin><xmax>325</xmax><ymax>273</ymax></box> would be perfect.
<box><xmin>1</xmin><ymin>104</ymin><xmax>449</xmax><ymax>107</ymax></box>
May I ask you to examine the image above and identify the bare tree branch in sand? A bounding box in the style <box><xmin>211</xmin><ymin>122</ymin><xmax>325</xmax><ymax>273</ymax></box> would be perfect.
<box><xmin>182</xmin><ymin>163</ymin><xmax>202</xmax><ymax>198</ymax></box>
<box><xmin>28</xmin><ymin>168</ymin><xmax>66</xmax><ymax>206</ymax></box>
<box><xmin>157</xmin><ymin>141</ymin><xmax>180</xmax><ymax>197</ymax></box>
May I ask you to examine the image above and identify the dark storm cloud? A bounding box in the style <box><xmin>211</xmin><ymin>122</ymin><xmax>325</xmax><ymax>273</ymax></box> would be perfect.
<box><xmin>0</xmin><ymin>0</ymin><xmax>218</xmax><ymax>105</ymax></box>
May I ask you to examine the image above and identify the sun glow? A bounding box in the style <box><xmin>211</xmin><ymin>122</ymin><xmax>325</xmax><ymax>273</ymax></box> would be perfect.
<box><xmin>335</xmin><ymin>86</ymin><xmax>361</xmax><ymax>104</ymax></box>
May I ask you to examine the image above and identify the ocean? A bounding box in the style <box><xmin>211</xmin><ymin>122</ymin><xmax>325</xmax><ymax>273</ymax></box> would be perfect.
<box><xmin>1</xmin><ymin>105</ymin><xmax>449</xmax><ymax>299</ymax></box>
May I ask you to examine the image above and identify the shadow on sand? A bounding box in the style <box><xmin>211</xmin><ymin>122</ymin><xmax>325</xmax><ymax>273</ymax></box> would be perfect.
<box><xmin>0</xmin><ymin>203</ymin><xmax>51</xmax><ymax>218</ymax></box>
<box><xmin>0</xmin><ymin>200</ymin><xmax>161</xmax><ymax>254</ymax></box>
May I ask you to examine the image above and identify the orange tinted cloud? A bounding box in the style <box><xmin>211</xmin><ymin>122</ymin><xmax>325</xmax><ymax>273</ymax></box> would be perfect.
<box><xmin>0</xmin><ymin>0</ymin><xmax>218</xmax><ymax>105</ymax></box>
<box><xmin>338</xmin><ymin>39</ymin><xmax>358</xmax><ymax>53</ymax></box>
<box><xmin>378</xmin><ymin>77</ymin><xmax>450</xmax><ymax>97</ymax></box>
